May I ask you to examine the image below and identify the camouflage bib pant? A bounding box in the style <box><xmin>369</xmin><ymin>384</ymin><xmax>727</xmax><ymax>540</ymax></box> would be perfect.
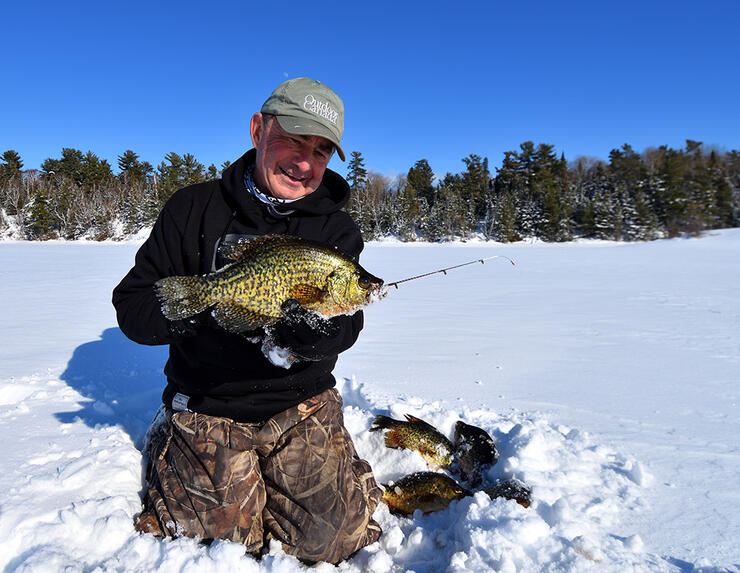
<box><xmin>137</xmin><ymin>388</ymin><xmax>382</xmax><ymax>564</ymax></box>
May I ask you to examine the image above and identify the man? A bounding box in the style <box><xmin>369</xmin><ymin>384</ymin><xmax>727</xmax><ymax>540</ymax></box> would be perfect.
<box><xmin>112</xmin><ymin>78</ymin><xmax>381</xmax><ymax>564</ymax></box>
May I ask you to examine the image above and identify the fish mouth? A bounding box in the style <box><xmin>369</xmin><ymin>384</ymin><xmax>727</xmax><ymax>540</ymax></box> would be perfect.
<box><xmin>365</xmin><ymin>282</ymin><xmax>388</xmax><ymax>305</ymax></box>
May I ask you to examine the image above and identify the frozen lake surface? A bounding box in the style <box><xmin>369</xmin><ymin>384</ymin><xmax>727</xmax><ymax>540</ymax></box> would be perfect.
<box><xmin>0</xmin><ymin>230</ymin><xmax>738</xmax><ymax>571</ymax></box>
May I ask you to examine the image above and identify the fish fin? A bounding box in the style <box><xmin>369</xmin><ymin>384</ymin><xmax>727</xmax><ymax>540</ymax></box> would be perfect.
<box><xmin>288</xmin><ymin>283</ymin><xmax>327</xmax><ymax>305</ymax></box>
<box><xmin>218</xmin><ymin>242</ymin><xmax>248</xmax><ymax>261</ymax></box>
<box><xmin>211</xmin><ymin>302</ymin><xmax>274</xmax><ymax>333</ymax></box>
<box><xmin>155</xmin><ymin>276</ymin><xmax>211</xmax><ymax>320</ymax></box>
<box><xmin>404</xmin><ymin>414</ymin><xmax>439</xmax><ymax>432</ymax></box>
<box><xmin>369</xmin><ymin>415</ymin><xmax>397</xmax><ymax>432</ymax></box>
<box><xmin>218</xmin><ymin>235</ymin><xmax>291</xmax><ymax>261</ymax></box>
<box><xmin>218</xmin><ymin>238</ymin><xmax>257</xmax><ymax>261</ymax></box>
<box><xmin>414</xmin><ymin>493</ymin><xmax>449</xmax><ymax>514</ymax></box>
<box><xmin>383</xmin><ymin>430</ymin><xmax>404</xmax><ymax>449</ymax></box>
<box><xmin>415</xmin><ymin>493</ymin><xmax>444</xmax><ymax>504</ymax></box>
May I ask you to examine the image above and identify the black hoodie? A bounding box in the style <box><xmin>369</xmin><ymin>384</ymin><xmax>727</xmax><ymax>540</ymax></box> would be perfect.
<box><xmin>112</xmin><ymin>150</ymin><xmax>364</xmax><ymax>422</ymax></box>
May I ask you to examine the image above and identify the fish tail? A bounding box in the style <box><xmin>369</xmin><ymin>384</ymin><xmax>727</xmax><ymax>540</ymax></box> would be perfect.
<box><xmin>155</xmin><ymin>275</ymin><xmax>212</xmax><ymax>320</ymax></box>
<box><xmin>369</xmin><ymin>415</ymin><xmax>397</xmax><ymax>432</ymax></box>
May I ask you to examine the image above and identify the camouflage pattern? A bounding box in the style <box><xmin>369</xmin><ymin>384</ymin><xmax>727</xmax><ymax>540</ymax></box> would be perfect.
<box><xmin>137</xmin><ymin>388</ymin><xmax>382</xmax><ymax>564</ymax></box>
<box><xmin>154</xmin><ymin>235</ymin><xmax>384</xmax><ymax>334</ymax></box>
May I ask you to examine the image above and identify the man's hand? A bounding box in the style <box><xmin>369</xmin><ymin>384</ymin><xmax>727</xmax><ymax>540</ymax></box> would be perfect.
<box><xmin>166</xmin><ymin>310</ymin><xmax>214</xmax><ymax>338</ymax></box>
<box><xmin>270</xmin><ymin>299</ymin><xmax>340</xmax><ymax>361</ymax></box>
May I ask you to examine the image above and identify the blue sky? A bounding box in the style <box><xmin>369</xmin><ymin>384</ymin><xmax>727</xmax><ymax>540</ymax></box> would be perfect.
<box><xmin>2</xmin><ymin>0</ymin><xmax>738</xmax><ymax>181</ymax></box>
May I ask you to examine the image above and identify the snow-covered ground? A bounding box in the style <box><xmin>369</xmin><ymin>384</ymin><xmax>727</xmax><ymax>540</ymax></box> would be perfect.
<box><xmin>0</xmin><ymin>230</ymin><xmax>738</xmax><ymax>572</ymax></box>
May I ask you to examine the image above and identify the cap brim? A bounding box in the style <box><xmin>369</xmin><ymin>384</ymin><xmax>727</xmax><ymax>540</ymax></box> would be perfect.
<box><xmin>274</xmin><ymin>115</ymin><xmax>345</xmax><ymax>161</ymax></box>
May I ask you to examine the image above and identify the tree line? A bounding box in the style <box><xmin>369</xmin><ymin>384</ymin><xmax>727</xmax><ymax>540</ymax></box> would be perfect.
<box><xmin>1</xmin><ymin>141</ymin><xmax>738</xmax><ymax>242</ymax></box>
<box><xmin>345</xmin><ymin>141</ymin><xmax>739</xmax><ymax>242</ymax></box>
<box><xmin>0</xmin><ymin>148</ymin><xmax>229</xmax><ymax>240</ymax></box>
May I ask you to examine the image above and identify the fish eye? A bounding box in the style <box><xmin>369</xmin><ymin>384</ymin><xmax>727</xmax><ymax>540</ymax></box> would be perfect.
<box><xmin>358</xmin><ymin>275</ymin><xmax>371</xmax><ymax>289</ymax></box>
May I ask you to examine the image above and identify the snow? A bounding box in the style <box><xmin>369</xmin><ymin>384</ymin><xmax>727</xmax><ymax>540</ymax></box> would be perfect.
<box><xmin>1</xmin><ymin>230</ymin><xmax>739</xmax><ymax>572</ymax></box>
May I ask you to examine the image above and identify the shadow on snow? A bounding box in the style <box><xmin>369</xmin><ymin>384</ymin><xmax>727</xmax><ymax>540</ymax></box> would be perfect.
<box><xmin>57</xmin><ymin>327</ymin><xmax>167</xmax><ymax>447</ymax></box>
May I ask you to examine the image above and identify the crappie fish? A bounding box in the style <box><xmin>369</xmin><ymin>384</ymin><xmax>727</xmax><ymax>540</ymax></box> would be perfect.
<box><xmin>452</xmin><ymin>420</ymin><xmax>499</xmax><ymax>487</ymax></box>
<box><xmin>482</xmin><ymin>479</ymin><xmax>532</xmax><ymax>508</ymax></box>
<box><xmin>370</xmin><ymin>414</ymin><xmax>454</xmax><ymax>468</ymax></box>
<box><xmin>155</xmin><ymin>235</ymin><xmax>384</xmax><ymax>333</ymax></box>
<box><xmin>381</xmin><ymin>471</ymin><xmax>470</xmax><ymax>515</ymax></box>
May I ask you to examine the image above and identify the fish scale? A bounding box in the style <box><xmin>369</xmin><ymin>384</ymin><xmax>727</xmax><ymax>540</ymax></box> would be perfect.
<box><xmin>370</xmin><ymin>414</ymin><xmax>454</xmax><ymax>468</ymax></box>
<box><xmin>381</xmin><ymin>471</ymin><xmax>470</xmax><ymax>515</ymax></box>
<box><xmin>155</xmin><ymin>235</ymin><xmax>384</xmax><ymax>334</ymax></box>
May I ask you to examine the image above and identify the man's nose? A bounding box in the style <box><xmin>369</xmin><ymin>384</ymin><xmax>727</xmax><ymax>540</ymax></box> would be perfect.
<box><xmin>292</xmin><ymin>144</ymin><xmax>314</xmax><ymax>171</ymax></box>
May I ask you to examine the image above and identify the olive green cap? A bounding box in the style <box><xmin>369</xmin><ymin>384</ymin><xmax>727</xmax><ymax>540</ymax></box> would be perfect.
<box><xmin>260</xmin><ymin>77</ymin><xmax>346</xmax><ymax>161</ymax></box>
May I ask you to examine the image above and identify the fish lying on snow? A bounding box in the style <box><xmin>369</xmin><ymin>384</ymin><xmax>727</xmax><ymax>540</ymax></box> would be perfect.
<box><xmin>370</xmin><ymin>414</ymin><xmax>454</xmax><ymax>468</ymax></box>
<box><xmin>381</xmin><ymin>471</ymin><xmax>471</xmax><ymax>515</ymax></box>
<box><xmin>482</xmin><ymin>479</ymin><xmax>532</xmax><ymax>508</ymax></box>
<box><xmin>372</xmin><ymin>414</ymin><xmax>533</xmax><ymax>513</ymax></box>
<box><xmin>155</xmin><ymin>235</ymin><xmax>384</xmax><ymax>333</ymax></box>
<box><xmin>452</xmin><ymin>420</ymin><xmax>499</xmax><ymax>486</ymax></box>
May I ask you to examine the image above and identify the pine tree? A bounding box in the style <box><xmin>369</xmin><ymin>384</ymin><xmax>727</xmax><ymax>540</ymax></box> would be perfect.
<box><xmin>709</xmin><ymin>151</ymin><xmax>735</xmax><ymax>227</ymax></box>
<box><xmin>41</xmin><ymin>148</ymin><xmax>84</xmax><ymax>184</ymax></box>
<box><xmin>557</xmin><ymin>153</ymin><xmax>575</xmax><ymax>240</ymax></box>
<box><xmin>494</xmin><ymin>143</ymin><xmax>534</xmax><ymax>238</ymax></box>
<box><xmin>1</xmin><ymin>150</ymin><xmax>23</xmax><ymax>184</ymax></box>
<box><xmin>579</xmin><ymin>201</ymin><xmax>596</xmax><ymax>238</ymax></box>
<box><xmin>658</xmin><ymin>145</ymin><xmax>689</xmax><ymax>236</ymax></box>
<box><xmin>460</xmin><ymin>154</ymin><xmax>491</xmax><ymax>221</ymax></box>
<box><xmin>581</xmin><ymin>164</ymin><xmax>610</xmax><ymax>238</ymax></box>
<box><xmin>531</xmin><ymin>144</ymin><xmax>564</xmax><ymax>241</ymax></box>
<box><xmin>487</xmin><ymin>191</ymin><xmax>519</xmax><ymax>242</ymax></box>
<box><xmin>630</xmin><ymin>190</ymin><xmax>661</xmax><ymax>240</ymax></box>
<box><xmin>41</xmin><ymin>148</ymin><xmax>112</xmax><ymax>188</ymax></box>
<box><xmin>363</xmin><ymin>171</ymin><xmax>391</xmax><ymax>239</ymax></box>
<box><xmin>434</xmin><ymin>173</ymin><xmax>474</xmax><ymax>239</ymax></box>
<box><xmin>117</xmin><ymin>150</ymin><xmax>152</xmax><ymax>187</ymax></box>
<box><xmin>607</xmin><ymin>144</ymin><xmax>645</xmax><ymax>240</ymax></box>
<box><xmin>26</xmin><ymin>187</ymin><xmax>55</xmax><ymax>239</ymax></box>
<box><xmin>156</xmin><ymin>152</ymin><xmax>186</xmax><ymax>204</ymax></box>
<box><xmin>394</xmin><ymin>183</ymin><xmax>422</xmax><ymax>241</ymax></box>
<box><xmin>406</xmin><ymin>159</ymin><xmax>435</xmax><ymax>209</ymax></box>
<box><xmin>181</xmin><ymin>153</ymin><xmax>205</xmax><ymax>186</ymax></box>
<box><xmin>81</xmin><ymin>151</ymin><xmax>113</xmax><ymax>188</ymax></box>
<box><xmin>345</xmin><ymin>151</ymin><xmax>370</xmax><ymax>237</ymax></box>
<box><xmin>346</xmin><ymin>151</ymin><xmax>368</xmax><ymax>191</ymax></box>
<box><xmin>591</xmin><ymin>190</ymin><xmax>616</xmax><ymax>239</ymax></box>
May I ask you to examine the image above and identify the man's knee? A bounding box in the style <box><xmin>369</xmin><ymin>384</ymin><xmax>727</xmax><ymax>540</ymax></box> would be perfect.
<box><xmin>261</xmin><ymin>405</ymin><xmax>383</xmax><ymax>563</ymax></box>
<box><xmin>142</xmin><ymin>411</ymin><xmax>267</xmax><ymax>550</ymax></box>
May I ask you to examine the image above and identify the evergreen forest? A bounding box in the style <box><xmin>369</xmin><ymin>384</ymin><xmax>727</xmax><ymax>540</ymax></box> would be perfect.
<box><xmin>1</xmin><ymin>140</ymin><xmax>738</xmax><ymax>242</ymax></box>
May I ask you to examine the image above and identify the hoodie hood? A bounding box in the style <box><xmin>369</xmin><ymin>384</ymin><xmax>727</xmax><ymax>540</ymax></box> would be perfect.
<box><xmin>221</xmin><ymin>149</ymin><xmax>351</xmax><ymax>219</ymax></box>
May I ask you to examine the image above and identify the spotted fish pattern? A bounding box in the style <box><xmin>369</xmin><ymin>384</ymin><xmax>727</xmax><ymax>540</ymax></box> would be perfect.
<box><xmin>155</xmin><ymin>235</ymin><xmax>384</xmax><ymax>333</ymax></box>
<box><xmin>381</xmin><ymin>471</ymin><xmax>470</xmax><ymax>515</ymax></box>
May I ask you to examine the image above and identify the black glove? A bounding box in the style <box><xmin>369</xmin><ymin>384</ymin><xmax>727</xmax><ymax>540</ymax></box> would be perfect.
<box><xmin>270</xmin><ymin>299</ymin><xmax>340</xmax><ymax>361</ymax></box>
<box><xmin>166</xmin><ymin>309</ymin><xmax>215</xmax><ymax>339</ymax></box>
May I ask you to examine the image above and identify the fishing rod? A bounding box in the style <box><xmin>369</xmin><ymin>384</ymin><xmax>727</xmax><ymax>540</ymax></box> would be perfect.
<box><xmin>385</xmin><ymin>254</ymin><xmax>516</xmax><ymax>289</ymax></box>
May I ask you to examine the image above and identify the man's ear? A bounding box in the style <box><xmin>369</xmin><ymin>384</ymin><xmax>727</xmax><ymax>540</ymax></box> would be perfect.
<box><xmin>250</xmin><ymin>112</ymin><xmax>264</xmax><ymax>148</ymax></box>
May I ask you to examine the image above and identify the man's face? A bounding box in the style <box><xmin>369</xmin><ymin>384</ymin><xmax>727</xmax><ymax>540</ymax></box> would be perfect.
<box><xmin>250</xmin><ymin>113</ymin><xmax>335</xmax><ymax>200</ymax></box>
